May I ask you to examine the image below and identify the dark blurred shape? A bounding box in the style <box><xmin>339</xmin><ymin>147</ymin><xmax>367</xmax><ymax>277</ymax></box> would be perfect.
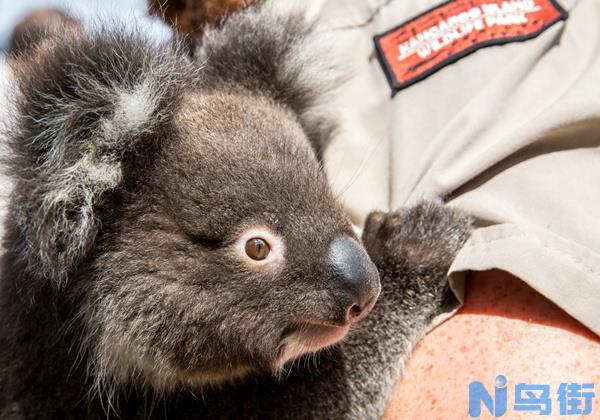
<box><xmin>7</xmin><ymin>9</ymin><xmax>82</xmax><ymax>59</ymax></box>
<box><xmin>149</xmin><ymin>0</ymin><xmax>255</xmax><ymax>38</ymax></box>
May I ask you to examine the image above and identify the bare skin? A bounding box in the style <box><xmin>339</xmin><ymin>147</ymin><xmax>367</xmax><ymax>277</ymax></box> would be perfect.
<box><xmin>384</xmin><ymin>269</ymin><xmax>600</xmax><ymax>419</ymax></box>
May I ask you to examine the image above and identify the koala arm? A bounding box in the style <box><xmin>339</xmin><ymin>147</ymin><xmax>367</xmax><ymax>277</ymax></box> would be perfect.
<box><xmin>327</xmin><ymin>200</ymin><xmax>473</xmax><ymax>418</ymax></box>
<box><xmin>185</xmin><ymin>201</ymin><xmax>471</xmax><ymax>420</ymax></box>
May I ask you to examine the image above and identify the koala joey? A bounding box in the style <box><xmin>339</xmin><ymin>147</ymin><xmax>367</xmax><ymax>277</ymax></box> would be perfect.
<box><xmin>0</xmin><ymin>2</ymin><xmax>472</xmax><ymax>419</ymax></box>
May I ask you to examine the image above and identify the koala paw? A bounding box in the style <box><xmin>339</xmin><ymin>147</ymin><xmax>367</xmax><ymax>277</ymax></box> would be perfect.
<box><xmin>362</xmin><ymin>200</ymin><xmax>472</xmax><ymax>271</ymax></box>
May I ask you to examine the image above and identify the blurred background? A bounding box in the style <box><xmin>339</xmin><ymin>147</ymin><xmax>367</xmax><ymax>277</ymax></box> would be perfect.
<box><xmin>0</xmin><ymin>0</ymin><xmax>169</xmax><ymax>51</ymax></box>
<box><xmin>0</xmin><ymin>0</ymin><xmax>253</xmax><ymax>52</ymax></box>
<box><xmin>0</xmin><ymin>0</ymin><xmax>252</xmax><ymax>116</ymax></box>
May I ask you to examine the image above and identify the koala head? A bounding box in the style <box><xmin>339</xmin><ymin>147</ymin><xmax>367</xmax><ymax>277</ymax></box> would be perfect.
<box><xmin>5</xmin><ymin>4</ymin><xmax>380</xmax><ymax>394</ymax></box>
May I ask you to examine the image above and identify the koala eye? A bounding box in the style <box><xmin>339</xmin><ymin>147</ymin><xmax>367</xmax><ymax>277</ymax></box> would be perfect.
<box><xmin>236</xmin><ymin>227</ymin><xmax>284</xmax><ymax>268</ymax></box>
<box><xmin>245</xmin><ymin>238</ymin><xmax>270</xmax><ymax>260</ymax></box>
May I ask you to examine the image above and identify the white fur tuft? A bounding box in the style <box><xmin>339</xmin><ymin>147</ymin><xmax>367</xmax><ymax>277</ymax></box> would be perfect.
<box><xmin>105</xmin><ymin>80</ymin><xmax>158</xmax><ymax>137</ymax></box>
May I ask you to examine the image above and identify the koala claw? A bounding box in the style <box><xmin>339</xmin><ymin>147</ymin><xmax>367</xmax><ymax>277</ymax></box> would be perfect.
<box><xmin>362</xmin><ymin>200</ymin><xmax>473</xmax><ymax>272</ymax></box>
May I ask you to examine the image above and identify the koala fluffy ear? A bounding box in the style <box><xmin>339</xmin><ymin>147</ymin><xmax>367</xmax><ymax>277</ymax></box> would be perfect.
<box><xmin>5</xmin><ymin>28</ymin><xmax>194</xmax><ymax>286</ymax></box>
<box><xmin>197</xmin><ymin>1</ymin><xmax>342</xmax><ymax>155</ymax></box>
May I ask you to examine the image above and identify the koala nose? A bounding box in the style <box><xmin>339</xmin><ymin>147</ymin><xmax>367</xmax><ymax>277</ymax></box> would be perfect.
<box><xmin>328</xmin><ymin>236</ymin><xmax>381</xmax><ymax>323</ymax></box>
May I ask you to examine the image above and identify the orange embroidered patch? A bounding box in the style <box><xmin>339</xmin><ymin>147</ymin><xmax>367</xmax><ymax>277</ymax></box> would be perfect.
<box><xmin>374</xmin><ymin>0</ymin><xmax>567</xmax><ymax>95</ymax></box>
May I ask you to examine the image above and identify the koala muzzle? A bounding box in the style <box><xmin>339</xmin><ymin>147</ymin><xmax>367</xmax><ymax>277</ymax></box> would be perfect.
<box><xmin>328</xmin><ymin>236</ymin><xmax>381</xmax><ymax>323</ymax></box>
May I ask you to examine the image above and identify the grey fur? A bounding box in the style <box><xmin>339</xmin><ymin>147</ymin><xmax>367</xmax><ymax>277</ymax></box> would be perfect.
<box><xmin>0</xmin><ymin>2</ymin><xmax>472</xmax><ymax>419</ymax></box>
<box><xmin>5</xmin><ymin>26</ymin><xmax>196</xmax><ymax>287</ymax></box>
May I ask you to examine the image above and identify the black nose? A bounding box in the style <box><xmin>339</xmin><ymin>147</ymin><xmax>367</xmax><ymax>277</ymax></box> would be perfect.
<box><xmin>328</xmin><ymin>236</ymin><xmax>381</xmax><ymax>323</ymax></box>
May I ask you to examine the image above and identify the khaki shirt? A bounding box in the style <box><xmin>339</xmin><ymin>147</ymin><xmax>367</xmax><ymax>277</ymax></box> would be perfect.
<box><xmin>309</xmin><ymin>0</ymin><xmax>600</xmax><ymax>335</ymax></box>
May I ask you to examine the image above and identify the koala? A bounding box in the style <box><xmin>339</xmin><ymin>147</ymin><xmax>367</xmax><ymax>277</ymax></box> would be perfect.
<box><xmin>0</xmin><ymin>2</ymin><xmax>472</xmax><ymax>419</ymax></box>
